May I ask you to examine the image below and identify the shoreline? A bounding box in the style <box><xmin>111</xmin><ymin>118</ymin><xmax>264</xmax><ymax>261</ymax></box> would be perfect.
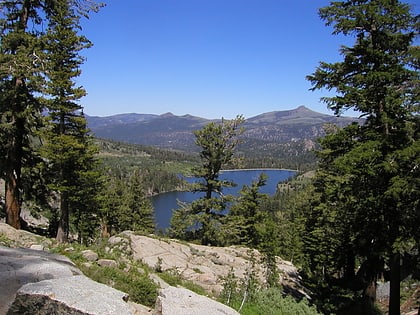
<box><xmin>220</xmin><ymin>168</ymin><xmax>298</xmax><ymax>172</ymax></box>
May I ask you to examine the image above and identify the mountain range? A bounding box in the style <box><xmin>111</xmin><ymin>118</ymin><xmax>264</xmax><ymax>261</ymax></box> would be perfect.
<box><xmin>86</xmin><ymin>106</ymin><xmax>361</xmax><ymax>154</ymax></box>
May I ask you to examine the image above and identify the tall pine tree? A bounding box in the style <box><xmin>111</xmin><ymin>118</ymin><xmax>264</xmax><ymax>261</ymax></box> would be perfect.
<box><xmin>170</xmin><ymin>116</ymin><xmax>244</xmax><ymax>245</ymax></box>
<box><xmin>0</xmin><ymin>1</ymin><xmax>46</xmax><ymax>229</ymax></box>
<box><xmin>305</xmin><ymin>1</ymin><xmax>419</xmax><ymax>314</ymax></box>
<box><xmin>1</xmin><ymin>0</ymin><xmax>103</xmax><ymax>232</ymax></box>
<box><xmin>41</xmin><ymin>0</ymin><xmax>102</xmax><ymax>243</ymax></box>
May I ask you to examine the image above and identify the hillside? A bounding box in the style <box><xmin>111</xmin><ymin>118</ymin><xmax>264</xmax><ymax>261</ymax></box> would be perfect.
<box><xmin>87</xmin><ymin>106</ymin><xmax>362</xmax><ymax>170</ymax></box>
<box><xmin>87</xmin><ymin>106</ymin><xmax>360</xmax><ymax>148</ymax></box>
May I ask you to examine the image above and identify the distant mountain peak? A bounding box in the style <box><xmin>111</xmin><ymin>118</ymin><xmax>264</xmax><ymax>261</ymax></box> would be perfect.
<box><xmin>160</xmin><ymin>112</ymin><xmax>175</xmax><ymax>117</ymax></box>
<box><xmin>295</xmin><ymin>105</ymin><xmax>311</xmax><ymax>111</ymax></box>
<box><xmin>87</xmin><ymin>107</ymin><xmax>362</xmax><ymax>152</ymax></box>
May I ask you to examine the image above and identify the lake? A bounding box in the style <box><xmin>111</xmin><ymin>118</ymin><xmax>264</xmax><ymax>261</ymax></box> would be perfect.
<box><xmin>151</xmin><ymin>169</ymin><xmax>297</xmax><ymax>232</ymax></box>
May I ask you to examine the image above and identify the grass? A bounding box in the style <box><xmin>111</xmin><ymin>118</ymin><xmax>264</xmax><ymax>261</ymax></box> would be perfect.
<box><xmin>80</xmin><ymin>264</ymin><xmax>158</xmax><ymax>307</ymax></box>
<box><xmin>50</xmin><ymin>241</ymin><xmax>159</xmax><ymax>307</ymax></box>
<box><xmin>157</xmin><ymin>268</ymin><xmax>208</xmax><ymax>296</ymax></box>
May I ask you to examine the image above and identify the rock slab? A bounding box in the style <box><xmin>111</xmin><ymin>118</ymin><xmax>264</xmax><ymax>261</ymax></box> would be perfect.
<box><xmin>8</xmin><ymin>275</ymin><xmax>132</xmax><ymax>315</ymax></box>
<box><xmin>0</xmin><ymin>245</ymin><xmax>134</xmax><ymax>315</ymax></box>
<box><xmin>127</xmin><ymin>232</ymin><xmax>300</xmax><ymax>294</ymax></box>
<box><xmin>0</xmin><ymin>245</ymin><xmax>82</xmax><ymax>314</ymax></box>
<box><xmin>155</xmin><ymin>286</ymin><xmax>240</xmax><ymax>315</ymax></box>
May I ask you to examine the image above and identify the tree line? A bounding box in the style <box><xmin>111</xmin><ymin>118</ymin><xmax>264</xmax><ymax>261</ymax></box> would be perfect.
<box><xmin>0</xmin><ymin>1</ymin><xmax>157</xmax><ymax>244</ymax></box>
<box><xmin>1</xmin><ymin>1</ymin><xmax>419</xmax><ymax>314</ymax></box>
<box><xmin>0</xmin><ymin>0</ymin><xmax>104</xmax><ymax>242</ymax></box>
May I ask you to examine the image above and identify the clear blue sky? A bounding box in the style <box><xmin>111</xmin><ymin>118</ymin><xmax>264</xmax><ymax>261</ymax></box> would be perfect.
<box><xmin>78</xmin><ymin>0</ymin><xmax>418</xmax><ymax>119</ymax></box>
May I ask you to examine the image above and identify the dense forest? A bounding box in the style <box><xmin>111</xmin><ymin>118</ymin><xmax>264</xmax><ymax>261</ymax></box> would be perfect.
<box><xmin>0</xmin><ymin>1</ymin><xmax>419</xmax><ymax>315</ymax></box>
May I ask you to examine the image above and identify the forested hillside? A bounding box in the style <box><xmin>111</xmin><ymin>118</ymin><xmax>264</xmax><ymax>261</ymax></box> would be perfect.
<box><xmin>88</xmin><ymin>106</ymin><xmax>362</xmax><ymax>170</ymax></box>
<box><xmin>87</xmin><ymin>106</ymin><xmax>363</xmax><ymax>170</ymax></box>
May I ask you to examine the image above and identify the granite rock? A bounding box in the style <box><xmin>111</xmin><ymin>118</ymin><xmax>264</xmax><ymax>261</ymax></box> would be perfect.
<box><xmin>8</xmin><ymin>275</ymin><xmax>132</xmax><ymax>315</ymax></box>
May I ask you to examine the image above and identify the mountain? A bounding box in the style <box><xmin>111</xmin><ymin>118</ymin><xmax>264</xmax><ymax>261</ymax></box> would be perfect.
<box><xmin>86</xmin><ymin>113</ymin><xmax>158</xmax><ymax>129</ymax></box>
<box><xmin>87</xmin><ymin>106</ymin><xmax>360</xmax><ymax>148</ymax></box>
<box><xmin>243</xmin><ymin>106</ymin><xmax>358</xmax><ymax>143</ymax></box>
<box><xmin>87</xmin><ymin>112</ymin><xmax>209</xmax><ymax>151</ymax></box>
<box><xmin>86</xmin><ymin>106</ymin><xmax>362</xmax><ymax>162</ymax></box>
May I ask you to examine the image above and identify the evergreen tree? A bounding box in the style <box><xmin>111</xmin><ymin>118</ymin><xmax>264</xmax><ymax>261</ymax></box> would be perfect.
<box><xmin>99</xmin><ymin>174</ymin><xmax>125</xmax><ymax>238</ymax></box>
<box><xmin>227</xmin><ymin>173</ymin><xmax>268</xmax><ymax>248</ymax></box>
<box><xmin>274</xmin><ymin>174</ymin><xmax>315</xmax><ymax>266</ymax></box>
<box><xmin>170</xmin><ymin>116</ymin><xmax>244</xmax><ymax>245</ymax></box>
<box><xmin>305</xmin><ymin>1</ymin><xmax>419</xmax><ymax>314</ymax></box>
<box><xmin>0</xmin><ymin>1</ymin><xmax>46</xmax><ymax>229</ymax></box>
<box><xmin>40</xmin><ymin>0</ymin><xmax>101</xmax><ymax>243</ymax></box>
<box><xmin>68</xmin><ymin>116</ymin><xmax>102</xmax><ymax>245</ymax></box>
<box><xmin>0</xmin><ymin>0</ymin><xmax>103</xmax><ymax>231</ymax></box>
<box><xmin>117</xmin><ymin>170</ymin><xmax>155</xmax><ymax>234</ymax></box>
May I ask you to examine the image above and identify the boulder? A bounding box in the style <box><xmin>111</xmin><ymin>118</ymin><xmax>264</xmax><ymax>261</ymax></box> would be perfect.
<box><xmin>8</xmin><ymin>275</ymin><xmax>132</xmax><ymax>315</ymax></box>
<box><xmin>0</xmin><ymin>222</ymin><xmax>52</xmax><ymax>248</ymax></box>
<box><xmin>0</xmin><ymin>245</ymin><xmax>136</xmax><ymax>315</ymax></box>
<box><xmin>0</xmin><ymin>245</ymin><xmax>82</xmax><ymax>314</ymax></box>
<box><xmin>81</xmin><ymin>249</ymin><xmax>98</xmax><ymax>262</ymax></box>
<box><xmin>155</xmin><ymin>286</ymin><xmax>239</xmax><ymax>315</ymax></box>
<box><xmin>108</xmin><ymin>235</ymin><xmax>125</xmax><ymax>245</ymax></box>
<box><xmin>127</xmin><ymin>232</ymin><xmax>302</xmax><ymax>295</ymax></box>
<box><xmin>98</xmin><ymin>258</ymin><xmax>118</xmax><ymax>268</ymax></box>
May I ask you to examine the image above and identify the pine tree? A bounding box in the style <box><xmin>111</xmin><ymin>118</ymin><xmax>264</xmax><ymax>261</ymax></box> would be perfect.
<box><xmin>227</xmin><ymin>173</ymin><xmax>268</xmax><ymax>247</ymax></box>
<box><xmin>170</xmin><ymin>116</ymin><xmax>244</xmax><ymax>245</ymax></box>
<box><xmin>68</xmin><ymin>115</ymin><xmax>102</xmax><ymax>245</ymax></box>
<box><xmin>99</xmin><ymin>175</ymin><xmax>125</xmax><ymax>238</ymax></box>
<box><xmin>306</xmin><ymin>1</ymin><xmax>419</xmax><ymax>314</ymax></box>
<box><xmin>0</xmin><ymin>0</ymin><xmax>103</xmax><ymax>231</ymax></box>
<box><xmin>0</xmin><ymin>1</ymin><xmax>46</xmax><ymax>229</ymax></box>
<box><xmin>118</xmin><ymin>170</ymin><xmax>155</xmax><ymax>234</ymax></box>
<box><xmin>40</xmin><ymin>0</ymin><xmax>102</xmax><ymax>243</ymax></box>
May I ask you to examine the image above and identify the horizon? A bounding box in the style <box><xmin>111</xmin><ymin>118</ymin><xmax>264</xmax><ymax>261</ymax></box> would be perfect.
<box><xmin>84</xmin><ymin>104</ymin><xmax>363</xmax><ymax>119</ymax></box>
<box><xmin>79</xmin><ymin>1</ymin><xmax>418</xmax><ymax>120</ymax></box>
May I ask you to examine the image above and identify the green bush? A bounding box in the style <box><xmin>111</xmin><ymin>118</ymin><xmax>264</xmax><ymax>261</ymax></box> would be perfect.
<box><xmin>81</xmin><ymin>265</ymin><xmax>158</xmax><ymax>307</ymax></box>
<box><xmin>157</xmin><ymin>269</ymin><xmax>208</xmax><ymax>296</ymax></box>
<box><xmin>221</xmin><ymin>286</ymin><xmax>322</xmax><ymax>315</ymax></box>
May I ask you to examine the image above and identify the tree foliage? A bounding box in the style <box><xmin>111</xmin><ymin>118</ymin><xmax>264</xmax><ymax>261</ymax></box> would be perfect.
<box><xmin>39</xmin><ymin>0</ymin><xmax>102</xmax><ymax>243</ymax></box>
<box><xmin>227</xmin><ymin>174</ymin><xmax>269</xmax><ymax>248</ymax></box>
<box><xmin>100</xmin><ymin>170</ymin><xmax>155</xmax><ymax>237</ymax></box>
<box><xmin>0</xmin><ymin>1</ymin><xmax>46</xmax><ymax>229</ymax></box>
<box><xmin>304</xmin><ymin>1</ymin><xmax>419</xmax><ymax>314</ymax></box>
<box><xmin>0</xmin><ymin>1</ymin><xmax>103</xmax><ymax>241</ymax></box>
<box><xmin>170</xmin><ymin>116</ymin><xmax>244</xmax><ymax>245</ymax></box>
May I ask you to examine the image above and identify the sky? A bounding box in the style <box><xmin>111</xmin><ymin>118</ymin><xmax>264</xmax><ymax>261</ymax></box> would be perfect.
<box><xmin>78</xmin><ymin>0</ymin><xmax>418</xmax><ymax>119</ymax></box>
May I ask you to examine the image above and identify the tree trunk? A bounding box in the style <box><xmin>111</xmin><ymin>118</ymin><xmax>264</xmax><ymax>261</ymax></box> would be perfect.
<box><xmin>4</xmin><ymin>1</ymin><xmax>31</xmax><ymax>230</ymax></box>
<box><xmin>101</xmin><ymin>221</ymin><xmax>110</xmax><ymax>238</ymax></box>
<box><xmin>389</xmin><ymin>252</ymin><xmax>401</xmax><ymax>315</ymax></box>
<box><xmin>5</xmin><ymin>173</ymin><xmax>21</xmax><ymax>229</ymax></box>
<box><xmin>5</xmin><ymin>115</ymin><xmax>24</xmax><ymax>230</ymax></box>
<box><xmin>363</xmin><ymin>280</ymin><xmax>377</xmax><ymax>311</ymax></box>
<box><xmin>56</xmin><ymin>192</ymin><xmax>69</xmax><ymax>243</ymax></box>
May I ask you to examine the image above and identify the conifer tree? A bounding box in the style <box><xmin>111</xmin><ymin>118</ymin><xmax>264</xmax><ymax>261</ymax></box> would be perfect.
<box><xmin>170</xmin><ymin>116</ymin><xmax>244</xmax><ymax>245</ymax></box>
<box><xmin>227</xmin><ymin>173</ymin><xmax>268</xmax><ymax>247</ymax></box>
<box><xmin>40</xmin><ymin>0</ymin><xmax>102</xmax><ymax>243</ymax></box>
<box><xmin>305</xmin><ymin>1</ymin><xmax>419</xmax><ymax>314</ymax></box>
<box><xmin>0</xmin><ymin>0</ymin><xmax>103</xmax><ymax>232</ymax></box>
<box><xmin>0</xmin><ymin>1</ymin><xmax>46</xmax><ymax>229</ymax></box>
<box><xmin>99</xmin><ymin>175</ymin><xmax>125</xmax><ymax>238</ymax></box>
<box><xmin>117</xmin><ymin>170</ymin><xmax>155</xmax><ymax>234</ymax></box>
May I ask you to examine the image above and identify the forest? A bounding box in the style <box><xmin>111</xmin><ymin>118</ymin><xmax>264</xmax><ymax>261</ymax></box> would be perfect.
<box><xmin>0</xmin><ymin>1</ymin><xmax>419</xmax><ymax>315</ymax></box>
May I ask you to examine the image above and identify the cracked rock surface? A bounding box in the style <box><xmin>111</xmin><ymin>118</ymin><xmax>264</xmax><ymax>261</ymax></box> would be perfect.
<box><xmin>0</xmin><ymin>245</ymin><xmax>82</xmax><ymax>314</ymax></box>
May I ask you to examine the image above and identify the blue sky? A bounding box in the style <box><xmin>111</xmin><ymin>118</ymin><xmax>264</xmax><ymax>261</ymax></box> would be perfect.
<box><xmin>78</xmin><ymin>0</ymin><xmax>418</xmax><ymax>119</ymax></box>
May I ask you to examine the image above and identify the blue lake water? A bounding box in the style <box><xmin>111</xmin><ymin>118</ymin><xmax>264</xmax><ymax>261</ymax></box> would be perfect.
<box><xmin>151</xmin><ymin>169</ymin><xmax>297</xmax><ymax>232</ymax></box>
